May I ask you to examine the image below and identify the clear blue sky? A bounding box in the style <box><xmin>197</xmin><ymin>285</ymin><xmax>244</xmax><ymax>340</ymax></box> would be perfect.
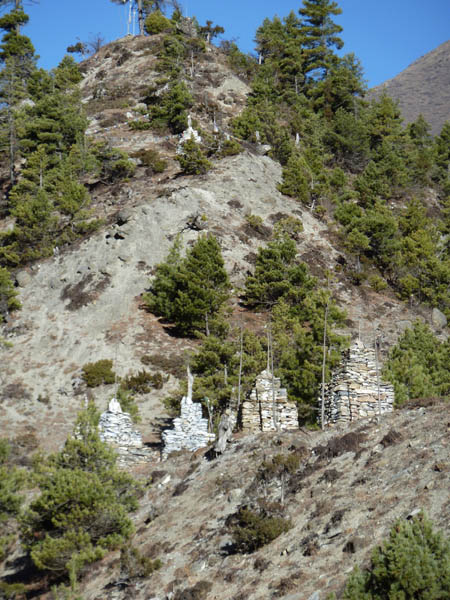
<box><xmin>12</xmin><ymin>0</ymin><xmax>450</xmax><ymax>88</ymax></box>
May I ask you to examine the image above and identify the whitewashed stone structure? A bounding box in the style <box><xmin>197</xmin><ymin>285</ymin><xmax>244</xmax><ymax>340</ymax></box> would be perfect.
<box><xmin>321</xmin><ymin>340</ymin><xmax>395</xmax><ymax>426</ymax></box>
<box><xmin>242</xmin><ymin>370</ymin><xmax>298</xmax><ymax>432</ymax></box>
<box><xmin>177</xmin><ymin>115</ymin><xmax>201</xmax><ymax>153</ymax></box>
<box><xmin>98</xmin><ymin>399</ymin><xmax>152</xmax><ymax>466</ymax></box>
<box><xmin>162</xmin><ymin>369</ymin><xmax>215</xmax><ymax>459</ymax></box>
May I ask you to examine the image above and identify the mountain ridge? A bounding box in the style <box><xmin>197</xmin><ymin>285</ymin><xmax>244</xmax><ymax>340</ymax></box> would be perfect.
<box><xmin>369</xmin><ymin>39</ymin><xmax>450</xmax><ymax>135</ymax></box>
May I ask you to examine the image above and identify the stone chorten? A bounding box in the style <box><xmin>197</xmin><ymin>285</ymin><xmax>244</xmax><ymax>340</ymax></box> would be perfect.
<box><xmin>162</xmin><ymin>368</ymin><xmax>215</xmax><ymax>459</ymax></box>
<box><xmin>98</xmin><ymin>398</ymin><xmax>149</xmax><ymax>465</ymax></box>
<box><xmin>321</xmin><ymin>339</ymin><xmax>395</xmax><ymax>426</ymax></box>
<box><xmin>241</xmin><ymin>369</ymin><xmax>298</xmax><ymax>432</ymax></box>
<box><xmin>177</xmin><ymin>115</ymin><xmax>202</xmax><ymax>152</ymax></box>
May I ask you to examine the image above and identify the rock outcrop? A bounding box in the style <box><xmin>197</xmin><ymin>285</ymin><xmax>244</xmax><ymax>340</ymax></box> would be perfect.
<box><xmin>242</xmin><ymin>369</ymin><xmax>298</xmax><ymax>432</ymax></box>
<box><xmin>321</xmin><ymin>340</ymin><xmax>395</xmax><ymax>426</ymax></box>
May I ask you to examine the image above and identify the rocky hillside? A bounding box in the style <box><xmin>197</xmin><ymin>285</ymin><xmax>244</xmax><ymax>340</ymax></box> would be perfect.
<box><xmin>370</xmin><ymin>40</ymin><xmax>450</xmax><ymax>135</ymax></box>
<box><xmin>0</xmin><ymin>28</ymin><xmax>449</xmax><ymax>600</ymax></box>
<box><xmin>2</xmin><ymin>34</ymin><xmax>446</xmax><ymax>453</ymax></box>
<box><xmin>3</xmin><ymin>398</ymin><xmax>448</xmax><ymax>599</ymax></box>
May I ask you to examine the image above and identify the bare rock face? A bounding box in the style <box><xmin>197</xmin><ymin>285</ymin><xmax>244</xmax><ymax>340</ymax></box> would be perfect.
<box><xmin>432</xmin><ymin>307</ymin><xmax>447</xmax><ymax>331</ymax></box>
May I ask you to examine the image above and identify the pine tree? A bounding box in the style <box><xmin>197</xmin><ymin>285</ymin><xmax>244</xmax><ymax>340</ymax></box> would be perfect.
<box><xmin>342</xmin><ymin>513</ymin><xmax>450</xmax><ymax>599</ymax></box>
<box><xmin>145</xmin><ymin>235</ymin><xmax>230</xmax><ymax>336</ymax></box>
<box><xmin>298</xmin><ymin>0</ymin><xmax>344</xmax><ymax>80</ymax></box>
<box><xmin>21</xmin><ymin>404</ymin><xmax>141</xmax><ymax>584</ymax></box>
<box><xmin>0</xmin><ymin>1</ymin><xmax>36</xmax><ymax>184</ymax></box>
<box><xmin>244</xmin><ymin>235</ymin><xmax>316</xmax><ymax>308</ymax></box>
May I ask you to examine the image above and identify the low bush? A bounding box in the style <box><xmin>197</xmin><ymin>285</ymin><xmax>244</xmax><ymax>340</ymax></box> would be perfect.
<box><xmin>81</xmin><ymin>359</ymin><xmax>116</xmax><ymax>387</ymax></box>
<box><xmin>120</xmin><ymin>544</ymin><xmax>162</xmax><ymax>579</ymax></box>
<box><xmin>216</xmin><ymin>139</ymin><xmax>243</xmax><ymax>158</ymax></box>
<box><xmin>176</xmin><ymin>140</ymin><xmax>212</xmax><ymax>175</ymax></box>
<box><xmin>230</xmin><ymin>507</ymin><xmax>291</xmax><ymax>553</ymax></box>
<box><xmin>145</xmin><ymin>10</ymin><xmax>173</xmax><ymax>35</ymax></box>
<box><xmin>129</xmin><ymin>119</ymin><xmax>151</xmax><ymax>131</ymax></box>
<box><xmin>132</xmin><ymin>148</ymin><xmax>167</xmax><ymax>173</ymax></box>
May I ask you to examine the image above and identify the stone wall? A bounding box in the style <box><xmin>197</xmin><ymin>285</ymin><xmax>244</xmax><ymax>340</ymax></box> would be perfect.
<box><xmin>162</xmin><ymin>369</ymin><xmax>215</xmax><ymax>459</ymax></box>
<box><xmin>242</xmin><ymin>369</ymin><xmax>298</xmax><ymax>432</ymax></box>
<box><xmin>320</xmin><ymin>340</ymin><xmax>395</xmax><ymax>426</ymax></box>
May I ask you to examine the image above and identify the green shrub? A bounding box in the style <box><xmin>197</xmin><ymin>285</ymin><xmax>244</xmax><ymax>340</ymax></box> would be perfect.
<box><xmin>144</xmin><ymin>11</ymin><xmax>173</xmax><ymax>35</ymax></box>
<box><xmin>244</xmin><ymin>214</ymin><xmax>270</xmax><ymax>237</ymax></box>
<box><xmin>176</xmin><ymin>140</ymin><xmax>212</xmax><ymax>175</ymax></box>
<box><xmin>121</xmin><ymin>370</ymin><xmax>164</xmax><ymax>393</ymax></box>
<box><xmin>273</xmin><ymin>216</ymin><xmax>303</xmax><ymax>240</ymax></box>
<box><xmin>342</xmin><ymin>512</ymin><xmax>450</xmax><ymax>599</ymax></box>
<box><xmin>0</xmin><ymin>582</ymin><xmax>27</xmax><ymax>599</ymax></box>
<box><xmin>129</xmin><ymin>119</ymin><xmax>151</xmax><ymax>131</ymax></box>
<box><xmin>216</xmin><ymin>139</ymin><xmax>243</xmax><ymax>158</ymax></box>
<box><xmin>231</xmin><ymin>507</ymin><xmax>291</xmax><ymax>553</ymax></box>
<box><xmin>120</xmin><ymin>544</ymin><xmax>162</xmax><ymax>579</ymax></box>
<box><xmin>132</xmin><ymin>148</ymin><xmax>167</xmax><ymax>173</ymax></box>
<box><xmin>368</xmin><ymin>274</ymin><xmax>387</xmax><ymax>292</ymax></box>
<box><xmin>81</xmin><ymin>359</ymin><xmax>116</xmax><ymax>387</ymax></box>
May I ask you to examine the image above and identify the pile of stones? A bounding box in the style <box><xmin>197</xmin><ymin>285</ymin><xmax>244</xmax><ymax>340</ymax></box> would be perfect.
<box><xmin>98</xmin><ymin>398</ymin><xmax>155</xmax><ymax>466</ymax></box>
<box><xmin>321</xmin><ymin>340</ymin><xmax>395</xmax><ymax>426</ymax></box>
<box><xmin>162</xmin><ymin>369</ymin><xmax>215</xmax><ymax>459</ymax></box>
<box><xmin>242</xmin><ymin>369</ymin><xmax>298</xmax><ymax>432</ymax></box>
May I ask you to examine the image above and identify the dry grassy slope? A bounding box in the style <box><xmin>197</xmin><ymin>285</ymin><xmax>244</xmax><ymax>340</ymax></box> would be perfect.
<box><xmin>57</xmin><ymin>400</ymin><xmax>448</xmax><ymax>600</ymax></box>
<box><xmin>369</xmin><ymin>40</ymin><xmax>450</xmax><ymax>136</ymax></box>
<box><xmin>1</xmin><ymin>35</ymin><xmax>445</xmax><ymax>453</ymax></box>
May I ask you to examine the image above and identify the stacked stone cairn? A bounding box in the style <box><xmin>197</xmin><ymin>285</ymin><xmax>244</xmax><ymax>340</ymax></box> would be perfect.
<box><xmin>162</xmin><ymin>368</ymin><xmax>215</xmax><ymax>459</ymax></box>
<box><xmin>242</xmin><ymin>369</ymin><xmax>298</xmax><ymax>432</ymax></box>
<box><xmin>98</xmin><ymin>398</ymin><xmax>153</xmax><ymax>466</ymax></box>
<box><xmin>321</xmin><ymin>339</ymin><xmax>395</xmax><ymax>426</ymax></box>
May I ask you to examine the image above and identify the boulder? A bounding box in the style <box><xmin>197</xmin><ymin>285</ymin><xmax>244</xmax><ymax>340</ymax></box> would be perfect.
<box><xmin>431</xmin><ymin>307</ymin><xmax>447</xmax><ymax>330</ymax></box>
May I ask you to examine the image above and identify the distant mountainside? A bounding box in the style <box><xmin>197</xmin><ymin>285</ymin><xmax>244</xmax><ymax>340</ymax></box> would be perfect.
<box><xmin>370</xmin><ymin>40</ymin><xmax>450</xmax><ymax>136</ymax></box>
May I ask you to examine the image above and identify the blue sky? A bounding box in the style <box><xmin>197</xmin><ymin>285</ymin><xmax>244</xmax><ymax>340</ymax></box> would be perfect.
<box><xmin>12</xmin><ymin>0</ymin><xmax>450</xmax><ymax>88</ymax></box>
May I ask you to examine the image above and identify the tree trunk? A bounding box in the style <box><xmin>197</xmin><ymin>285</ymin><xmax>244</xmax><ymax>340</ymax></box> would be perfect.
<box><xmin>136</xmin><ymin>0</ymin><xmax>145</xmax><ymax>35</ymax></box>
<box><xmin>374</xmin><ymin>332</ymin><xmax>381</xmax><ymax>417</ymax></box>
<box><xmin>320</xmin><ymin>298</ymin><xmax>329</xmax><ymax>430</ymax></box>
<box><xmin>236</xmin><ymin>327</ymin><xmax>243</xmax><ymax>413</ymax></box>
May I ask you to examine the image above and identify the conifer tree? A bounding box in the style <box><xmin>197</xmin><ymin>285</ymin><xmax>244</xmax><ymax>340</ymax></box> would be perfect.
<box><xmin>298</xmin><ymin>0</ymin><xmax>343</xmax><ymax>80</ymax></box>
<box><xmin>21</xmin><ymin>404</ymin><xmax>141</xmax><ymax>584</ymax></box>
<box><xmin>342</xmin><ymin>513</ymin><xmax>450</xmax><ymax>599</ymax></box>
<box><xmin>0</xmin><ymin>0</ymin><xmax>36</xmax><ymax>183</ymax></box>
<box><xmin>0</xmin><ymin>265</ymin><xmax>20</xmax><ymax>320</ymax></box>
<box><xmin>145</xmin><ymin>235</ymin><xmax>230</xmax><ymax>336</ymax></box>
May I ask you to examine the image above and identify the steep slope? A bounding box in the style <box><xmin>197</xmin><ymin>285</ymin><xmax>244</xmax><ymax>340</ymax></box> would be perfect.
<box><xmin>1</xmin><ymin>147</ymin><xmax>439</xmax><ymax>453</ymax></box>
<box><xmin>370</xmin><ymin>40</ymin><xmax>450</xmax><ymax>135</ymax></box>
<box><xmin>1</xmin><ymin>34</ymin><xmax>444</xmax><ymax>453</ymax></box>
<box><xmin>4</xmin><ymin>399</ymin><xmax>447</xmax><ymax>599</ymax></box>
